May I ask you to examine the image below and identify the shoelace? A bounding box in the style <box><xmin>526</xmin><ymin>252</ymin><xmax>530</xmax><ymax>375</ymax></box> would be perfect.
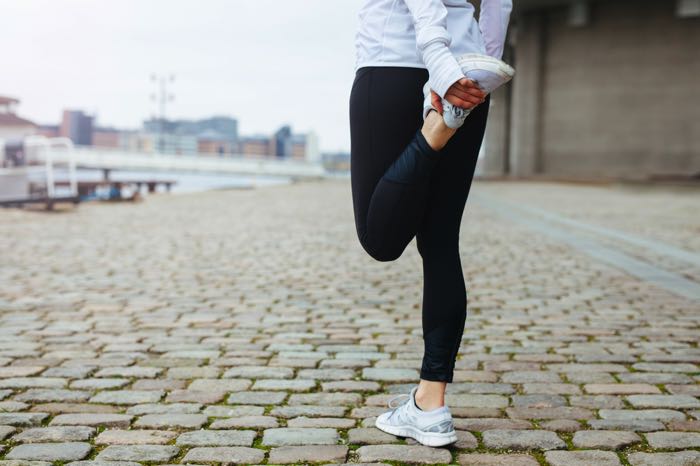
<box><xmin>386</xmin><ymin>392</ymin><xmax>411</xmax><ymax>420</ymax></box>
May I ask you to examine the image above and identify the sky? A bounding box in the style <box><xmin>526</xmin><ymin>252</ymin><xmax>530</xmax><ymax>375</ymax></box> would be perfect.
<box><xmin>0</xmin><ymin>0</ymin><xmax>360</xmax><ymax>153</ymax></box>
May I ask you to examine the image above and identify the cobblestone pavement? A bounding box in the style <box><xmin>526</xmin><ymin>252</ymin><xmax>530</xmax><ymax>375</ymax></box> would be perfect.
<box><xmin>0</xmin><ymin>180</ymin><xmax>699</xmax><ymax>465</ymax></box>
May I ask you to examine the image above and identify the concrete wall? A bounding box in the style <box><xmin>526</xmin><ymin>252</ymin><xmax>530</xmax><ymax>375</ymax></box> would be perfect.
<box><xmin>480</xmin><ymin>0</ymin><xmax>700</xmax><ymax>179</ymax></box>
<box><xmin>541</xmin><ymin>0</ymin><xmax>700</xmax><ymax>177</ymax></box>
<box><xmin>477</xmin><ymin>85</ymin><xmax>511</xmax><ymax>176</ymax></box>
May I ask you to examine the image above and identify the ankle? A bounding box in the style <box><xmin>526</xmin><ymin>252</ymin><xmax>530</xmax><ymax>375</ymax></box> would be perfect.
<box><xmin>421</xmin><ymin>110</ymin><xmax>456</xmax><ymax>151</ymax></box>
<box><xmin>415</xmin><ymin>393</ymin><xmax>445</xmax><ymax>411</ymax></box>
<box><xmin>415</xmin><ymin>382</ymin><xmax>446</xmax><ymax>411</ymax></box>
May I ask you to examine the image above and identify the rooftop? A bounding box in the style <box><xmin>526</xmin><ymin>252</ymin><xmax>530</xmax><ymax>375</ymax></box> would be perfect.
<box><xmin>0</xmin><ymin>95</ymin><xmax>19</xmax><ymax>106</ymax></box>
<box><xmin>0</xmin><ymin>113</ymin><xmax>37</xmax><ymax>127</ymax></box>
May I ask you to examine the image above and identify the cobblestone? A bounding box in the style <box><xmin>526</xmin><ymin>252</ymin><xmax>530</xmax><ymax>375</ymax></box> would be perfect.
<box><xmin>133</xmin><ymin>413</ymin><xmax>208</xmax><ymax>428</ymax></box>
<box><xmin>0</xmin><ymin>413</ymin><xmax>48</xmax><ymax>427</ymax></box>
<box><xmin>598</xmin><ymin>409</ymin><xmax>686</xmax><ymax>422</ymax></box>
<box><xmin>356</xmin><ymin>445</ymin><xmax>452</xmax><ymax>464</ymax></box>
<box><xmin>587</xmin><ymin>419</ymin><xmax>665</xmax><ymax>431</ymax></box>
<box><xmin>95</xmin><ymin>445</ymin><xmax>179</xmax><ymax>461</ymax></box>
<box><xmin>227</xmin><ymin>390</ymin><xmax>286</xmax><ymax>405</ymax></box>
<box><xmin>50</xmin><ymin>413</ymin><xmax>132</xmax><ymax>427</ymax></box>
<box><xmin>545</xmin><ymin>450</ymin><xmax>621</xmax><ymax>466</ymax></box>
<box><xmin>181</xmin><ymin>447</ymin><xmax>265</xmax><ymax>463</ymax></box>
<box><xmin>175</xmin><ymin>429</ymin><xmax>256</xmax><ymax>446</ymax></box>
<box><xmin>454</xmin><ymin>418</ymin><xmax>532</xmax><ymax>431</ymax></box>
<box><xmin>268</xmin><ymin>445</ymin><xmax>349</xmax><ymax>463</ymax></box>
<box><xmin>572</xmin><ymin>430</ymin><xmax>641</xmax><ymax>450</ymax></box>
<box><xmin>627</xmin><ymin>394</ymin><xmax>700</xmax><ymax>409</ymax></box>
<box><xmin>262</xmin><ymin>427</ymin><xmax>339</xmax><ymax>445</ymax></box>
<box><xmin>0</xmin><ymin>426</ymin><xmax>15</xmax><ymax>440</ymax></box>
<box><xmin>89</xmin><ymin>390</ymin><xmax>163</xmax><ymax>405</ymax></box>
<box><xmin>271</xmin><ymin>405</ymin><xmax>347</xmax><ymax>417</ymax></box>
<box><xmin>348</xmin><ymin>428</ymin><xmax>400</xmax><ymax>444</ymax></box>
<box><xmin>645</xmin><ymin>432</ymin><xmax>700</xmax><ymax>449</ymax></box>
<box><xmin>94</xmin><ymin>429</ymin><xmax>177</xmax><ymax>444</ymax></box>
<box><xmin>12</xmin><ymin>426</ymin><xmax>95</xmax><ymax>442</ymax></box>
<box><xmin>482</xmin><ymin>429</ymin><xmax>566</xmax><ymax>450</ymax></box>
<box><xmin>627</xmin><ymin>451</ymin><xmax>700</xmax><ymax>466</ymax></box>
<box><xmin>5</xmin><ymin>442</ymin><xmax>92</xmax><ymax>461</ymax></box>
<box><xmin>209</xmin><ymin>415</ymin><xmax>279</xmax><ymax>429</ymax></box>
<box><xmin>287</xmin><ymin>416</ymin><xmax>356</xmax><ymax>428</ymax></box>
<box><xmin>1</xmin><ymin>180</ymin><xmax>699</xmax><ymax>464</ymax></box>
<box><xmin>126</xmin><ymin>402</ymin><xmax>202</xmax><ymax>415</ymax></box>
<box><xmin>457</xmin><ymin>454</ymin><xmax>540</xmax><ymax>466</ymax></box>
<box><xmin>539</xmin><ymin>420</ymin><xmax>581</xmax><ymax>432</ymax></box>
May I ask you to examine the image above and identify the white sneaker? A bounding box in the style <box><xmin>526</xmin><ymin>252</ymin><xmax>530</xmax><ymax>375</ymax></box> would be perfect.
<box><xmin>423</xmin><ymin>53</ymin><xmax>515</xmax><ymax>129</ymax></box>
<box><xmin>374</xmin><ymin>386</ymin><xmax>458</xmax><ymax>447</ymax></box>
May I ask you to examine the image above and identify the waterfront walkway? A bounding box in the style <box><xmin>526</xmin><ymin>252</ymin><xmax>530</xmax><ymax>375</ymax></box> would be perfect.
<box><xmin>0</xmin><ymin>180</ymin><xmax>699</xmax><ymax>465</ymax></box>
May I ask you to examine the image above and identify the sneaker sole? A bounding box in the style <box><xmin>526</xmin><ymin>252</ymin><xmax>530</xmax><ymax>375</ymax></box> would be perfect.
<box><xmin>375</xmin><ymin>417</ymin><xmax>458</xmax><ymax>447</ymax></box>
<box><xmin>456</xmin><ymin>53</ymin><xmax>515</xmax><ymax>78</ymax></box>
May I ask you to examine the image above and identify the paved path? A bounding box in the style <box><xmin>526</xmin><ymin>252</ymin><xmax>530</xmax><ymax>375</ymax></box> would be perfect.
<box><xmin>0</xmin><ymin>180</ymin><xmax>698</xmax><ymax>465</ymax></box>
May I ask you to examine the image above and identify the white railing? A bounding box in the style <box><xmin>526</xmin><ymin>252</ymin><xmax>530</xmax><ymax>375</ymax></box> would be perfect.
<box><xmin>50</xmin><ymin>145</ymin><xmax>327</xmax><ymax>178</ymax></box>
<box><xmin>24</xmin><ymin>136</ymin><xmax>78</xmax><ymax>198</ymax></box>
<box><xmin>0</xmin><ymin>136</ymin><xmax>78</xmax><ymax>204</ymax></box>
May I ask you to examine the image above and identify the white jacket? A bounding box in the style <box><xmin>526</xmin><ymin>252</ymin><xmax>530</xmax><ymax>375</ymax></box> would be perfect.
<box><xmin>355</xmin><ymin>0</ymin><xmax>512</xmax><ymax>99</ymax></box>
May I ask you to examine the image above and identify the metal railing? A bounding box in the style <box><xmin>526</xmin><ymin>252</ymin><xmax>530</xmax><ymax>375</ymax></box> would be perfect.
<box><xmin>24</xmin><ymin>136</ymin><xmax>78</xmax><ymax>198</ymax></box>
<box><xmin>0</xmin><ymin>136</ymin><xmax>78</xmax><ymax>206</ymax></box>
<box><xmin>58</xmin><ymin>145</ymin><xmax>326</xmax><ymax>179</ymax></box>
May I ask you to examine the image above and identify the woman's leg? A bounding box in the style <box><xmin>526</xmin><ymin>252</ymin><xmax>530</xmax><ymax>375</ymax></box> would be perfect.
<box><xmin>414</xmin><ymin>96</ymin><xmax>491</xmax><ymax>408</ymax></box>
<box><xmin>350</xmin><ymin>66</ymin><xmax>453</xmax><ymax>262</ymax></box>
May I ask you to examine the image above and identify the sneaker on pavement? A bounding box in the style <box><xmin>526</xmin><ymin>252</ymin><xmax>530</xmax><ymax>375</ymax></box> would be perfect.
<box><xmin>423</xmin><ymin>53</ymin><xmax>515</xmax><ymax>129</ymax></box>
<box><xmin>374</xmin><ymin>386</ymin><xmax>458</xmax><ymax>447</ymax></box>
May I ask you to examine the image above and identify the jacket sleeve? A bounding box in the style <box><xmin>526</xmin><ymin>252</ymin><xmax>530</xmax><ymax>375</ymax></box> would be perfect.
<box><xmin>478</xmin><ymin>0</ymin><xmax>513</xmax><ymax>59</ymax></box>
<box><xmin>403</xmin><ymin>0</ymin><xmax>465</xmax><ymax>99</ymax></box>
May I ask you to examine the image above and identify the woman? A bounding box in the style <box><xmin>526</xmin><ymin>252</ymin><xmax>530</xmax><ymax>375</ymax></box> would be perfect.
<box><xmin>349</xmin><ymin>0</ymin><xmax>514</xmax><ymax>447</ymax></box>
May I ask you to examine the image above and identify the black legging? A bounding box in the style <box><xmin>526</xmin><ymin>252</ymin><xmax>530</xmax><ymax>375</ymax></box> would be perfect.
<box><xmin>349</xmin><ymin>66</ymin><xmax>489</xmax><ymax>383</ymax></box>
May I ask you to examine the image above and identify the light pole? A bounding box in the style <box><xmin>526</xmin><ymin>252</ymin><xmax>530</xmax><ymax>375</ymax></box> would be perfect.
<box><xmin>150</xmin><ymin>73</ymin><xmax>175</xmax><ymax>154</ymax></box>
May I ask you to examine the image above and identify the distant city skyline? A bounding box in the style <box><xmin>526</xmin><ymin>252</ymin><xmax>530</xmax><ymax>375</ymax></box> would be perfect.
<box><xmin>0</xmin><ymin>0</ymin><xmax>358</xmax><ymax>153</ymax></box>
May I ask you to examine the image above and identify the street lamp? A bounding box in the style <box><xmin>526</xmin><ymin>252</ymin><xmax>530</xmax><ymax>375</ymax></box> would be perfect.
<box><xmin>150</xmin><ymin>73</ymin><xmax>175</xmax><ymax>154</ymax></box>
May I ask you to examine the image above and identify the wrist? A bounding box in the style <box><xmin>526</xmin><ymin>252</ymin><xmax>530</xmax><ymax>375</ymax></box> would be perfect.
<box><xmin>422</xmin><ymin>42</ymin><xmax>464</xmax><ymax>99</ymax></box>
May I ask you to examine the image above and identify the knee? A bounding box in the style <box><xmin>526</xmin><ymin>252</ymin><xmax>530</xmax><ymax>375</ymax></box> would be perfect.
<box><xmin>358</xmin><ymin>236</ymin><xmax>403</xmax><ymax>262</ymax></box>
<box><xmin>371</xmin><ymin>249</ymin><xmax>402</xmax><ymax>262</ymax></box>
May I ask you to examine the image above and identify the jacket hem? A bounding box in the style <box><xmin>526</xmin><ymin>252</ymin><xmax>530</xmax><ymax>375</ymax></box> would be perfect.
<box><xmin>354</xmin><ymin>60</ymin><xmax>428</xmax><ymax>72</ymax></box>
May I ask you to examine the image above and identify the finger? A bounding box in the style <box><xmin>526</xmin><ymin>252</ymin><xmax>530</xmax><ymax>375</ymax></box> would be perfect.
<box><xmin>453</xmin><ymin>84</ymin><xmax>486</xmax><ymax>99</ymax></box>
<box><xmin>458</xmin><ymin>77</ymin><xmax>479</xmax><ymax>88</ymax></box>
<box><xmin>451</xmin><ymin>86</ymin><xmax>486</xmax><ymax>100</ymax></box>
<box><xmin>430</xmin><ymin>91</ymin><xmax>444</xmax><ymax>114</ymax></box>
<box><xmin>445</xmin><ymin>95</ymin><xmax>479</xmax><ymax>110</ymax></box>
<box><xmin>454</xmin><ymin>78</ymin><xmax>487</xmax><ymax>98</ymax></box>
<box><xmin>447</xmin><ymin>86</ymin><xmax>485</xmax><ymax>102</ymax></box>
<box><xmin>446</xmin><ymin>92</ymin><xmax>484</xmax><ymax>108</ymax></box>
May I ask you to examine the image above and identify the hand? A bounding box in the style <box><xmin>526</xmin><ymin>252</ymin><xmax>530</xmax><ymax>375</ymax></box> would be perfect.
<box><xmin>430</xmin><ymin>78</ymin><xmax>486</xmax><ymax>114</ymax></box>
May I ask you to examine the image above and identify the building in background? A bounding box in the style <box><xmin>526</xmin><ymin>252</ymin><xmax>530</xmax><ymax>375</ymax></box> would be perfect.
<box><xmin>0</xmin><ymin>96</ymin><xmax>37</xmax><ymax>144</ymax></box>
<box><xmin>91</xmin><ymin>127</ymin><xmax>121</xmax><ymax>148</ymax></box>
<box><xmin>144</xmin><ymin>115</ymin><xmax>238</xmax><ymax>155</ymax></box>
<box><xmin>239</xmin><ymin>135</ymin><xmax>274</xmax><ymax>157</ymax></box>
<box><xmin>322</xmin><ymin>152</ymin><xmax>350</xmax><ymax>173</ymax></box>
<box><xmin>91</xmin><ymin>126</ymin><xmax>139</xmax><ymax>150</ymax></box>
<box><xmin>238</xmin><ymin>126</ymin><xmax>320</xmax><ymax>161</ymax></box>
<box><xmin>478</xmin><ymin>0</ymin><xmax>700</xmax><ymax>179</ymax></box>
<box><xmin>37</xmin><ymin>124</ymin><xmax>60</xmax><ymax>138</ymax></box>
<box><xmin>197</xmin><ymin>129</ymin><xmax>234</xmax><ymax>156</ymax></box>
<box><xmin>301</xmin><ymin>131</ymin><xmax>320</xmax><ymax>163</ymax></box>
<box><xmin>273</xmin><ymin>125</ymin><xmax>292</xmax><ymax>158</ymax></box>
<box><xmin>141</xmin><ymin>133</ymin><xmax>198</xmax><ymax>155</ymax></box>
<box><xmin>1</xmin><ymin>98</ymin><xmax>324</xmax><ymax>162</ymax></box>
<box><xmin>60</xmin><ymin>110</ymin><xmax>94</xmax><ymax>146</ymax></box>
